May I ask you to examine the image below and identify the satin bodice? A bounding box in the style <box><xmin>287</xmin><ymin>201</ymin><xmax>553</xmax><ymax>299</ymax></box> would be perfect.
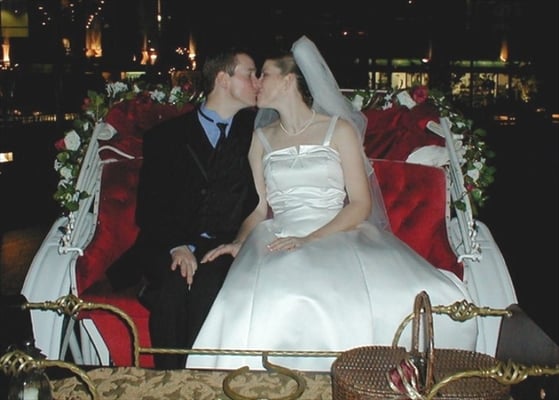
<box><xmin>264</xmin><ymin>145</ymin><xmax>345</xmax><ymax>237</ymax></box>
<box><xmin>257</xmin><ymin>116</ymin><xmax>343</xmax><ymax>237</ymax></box>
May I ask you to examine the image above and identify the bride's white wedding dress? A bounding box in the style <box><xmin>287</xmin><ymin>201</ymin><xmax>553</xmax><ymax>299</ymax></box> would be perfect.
<box><xmin>186</xmin><ymin>116</ymin><xmax>477</xmax><ymax>372</ymax></box>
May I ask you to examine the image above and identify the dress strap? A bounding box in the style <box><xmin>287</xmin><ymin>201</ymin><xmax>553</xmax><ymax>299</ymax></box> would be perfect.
<box><xmin>323</xmin><ymin>116</ymin><xmax>339</xmax><ymax>146</ymax></box>
<box><xmin>256</xmin><ymin>128</ymin><xmax>273</xmax><ymax>154</ymax></box>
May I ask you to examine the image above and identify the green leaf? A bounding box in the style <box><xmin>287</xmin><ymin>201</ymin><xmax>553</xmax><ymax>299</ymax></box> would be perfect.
<box><xmin>453</xmin><ymin>200</ymin><xmax>466</xmax><ymax>212</ymax></box>
<box><xmin>56</xmin><ymin>152</ymin><xmax>70</xmax><ymax>162</ymax></box>
<box><xmin>66</xmin><ymin>201</ymin><xmax>80</xmax><ymax>212</ymax></box>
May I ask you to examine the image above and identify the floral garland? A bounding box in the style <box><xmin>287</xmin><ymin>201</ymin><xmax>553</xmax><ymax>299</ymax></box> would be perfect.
<box><xmin>352</xmin><ymin>86</ymin><xmax>495</xmax><ymax>216</ymax></box>
<box><xmin>54</xmin><ymin>81</ymin><xmax>494</xmax><ymax>217</ymax></box>
<box><xmin>423</xmin><ymin>87</ymin><xmax>496</xmax><ymax>215</ymax></box>
<box><xmin>53</xmin><ymin>80</ymin><xmax>199</xmax><ymax>214</ymax></box>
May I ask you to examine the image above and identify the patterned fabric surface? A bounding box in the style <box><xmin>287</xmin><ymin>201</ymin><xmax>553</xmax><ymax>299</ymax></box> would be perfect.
<box><xmin>51</xmin><ymin>367</ymin><xmax>333</xmax><ymax>400</ymax></box>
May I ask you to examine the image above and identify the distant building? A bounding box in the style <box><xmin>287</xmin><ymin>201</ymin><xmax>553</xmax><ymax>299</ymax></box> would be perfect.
<box><xmin>1</xmin><ymin>1</ymin><xmax>556</xmax><ymax>114</ymax></box>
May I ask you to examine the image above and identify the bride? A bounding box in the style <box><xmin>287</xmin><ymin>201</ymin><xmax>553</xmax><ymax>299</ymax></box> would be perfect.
<box><xmin>186</xmin><ymin>36</ymin><xmax>477</xmax><ymax>372</ymax></box>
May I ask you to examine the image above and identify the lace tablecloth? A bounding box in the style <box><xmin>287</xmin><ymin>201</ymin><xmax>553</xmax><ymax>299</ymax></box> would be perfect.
<box><xmin>51</xmin><ymin>366</ymin><xmax>333</xmax><ymax>400</ymax></box>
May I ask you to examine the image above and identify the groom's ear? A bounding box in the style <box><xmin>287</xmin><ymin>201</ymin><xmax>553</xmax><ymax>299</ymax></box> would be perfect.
<box><xmin>216</xmin><ymin>70</ymin><xmax>231</xmax><ymax>89</ymax></box>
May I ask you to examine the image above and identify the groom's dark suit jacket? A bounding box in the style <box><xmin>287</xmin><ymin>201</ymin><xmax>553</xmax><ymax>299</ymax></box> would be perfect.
<box><xmin>107</xmin><ymin>107</ymin><xmax>258</xmax><ymax>288</ymax></box>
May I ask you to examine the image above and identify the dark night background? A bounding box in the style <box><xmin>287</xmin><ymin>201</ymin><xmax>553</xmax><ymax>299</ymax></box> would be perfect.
<box><xmin>1</xmin><ymin>1</ymin><xmax>557</xmax><ymax>395</ymax></box>
<box><xmin>3</xmin><ymin>1</ymin><xmax>558</xmax><ymax>112</ymax></box>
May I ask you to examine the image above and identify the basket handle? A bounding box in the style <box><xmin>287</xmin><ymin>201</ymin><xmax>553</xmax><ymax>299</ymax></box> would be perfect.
<box><xmin>410</xmin><ymin>291</ymin><xmax>436</xmax><ymax>391</ymax></box>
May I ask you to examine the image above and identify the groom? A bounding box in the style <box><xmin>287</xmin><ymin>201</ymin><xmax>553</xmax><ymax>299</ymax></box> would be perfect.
<box><xmin>107</xmin><ymin>46</ymin><xmax>260</xmax><ymax>369</ymax></box>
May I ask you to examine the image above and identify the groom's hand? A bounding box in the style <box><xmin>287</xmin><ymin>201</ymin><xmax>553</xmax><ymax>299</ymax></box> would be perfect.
<box><xmin>171</xmin><ymin>245</ymin><xmax>198</xmax><ymax>286</ymax></box>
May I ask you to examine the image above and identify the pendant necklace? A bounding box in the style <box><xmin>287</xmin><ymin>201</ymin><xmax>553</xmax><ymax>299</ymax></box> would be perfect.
<box><xmin>279</xmin><ymin>109</ymin><xmax>316</xmax><ymax>136</ymax></box>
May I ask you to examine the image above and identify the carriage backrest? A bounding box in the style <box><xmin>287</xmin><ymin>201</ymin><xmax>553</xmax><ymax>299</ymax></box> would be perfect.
<box><xmin>75</xmin><ymin>100</ymin><xmax>462</xmax><ymax>295</ymax></box>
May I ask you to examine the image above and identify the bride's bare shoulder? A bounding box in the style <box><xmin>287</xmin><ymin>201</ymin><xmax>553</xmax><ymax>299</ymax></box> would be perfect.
<box><xmin>257</xmin><ymin>121</ymin><xmax>281</xmax><ymax>137</ymax></box>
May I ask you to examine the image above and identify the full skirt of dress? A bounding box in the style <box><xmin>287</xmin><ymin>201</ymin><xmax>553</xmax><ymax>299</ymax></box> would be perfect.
<box><xmin>186</xmin><ymin>220</ymin><xmax>477</xmax><ymax>372</ymax></box>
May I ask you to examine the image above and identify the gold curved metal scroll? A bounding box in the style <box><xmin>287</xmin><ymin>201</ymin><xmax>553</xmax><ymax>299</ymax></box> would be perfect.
<box><xmin>223</xmin><ymin>352</ymin><xmax>307</xmax><ymax>400</ymax></box>
<box><xmin>0</xmin><ymin>349</ymin><xmax>99</xmax><ymax>400</ymax></box>
<box><xmin>392</xmin><ymin>299</ymin><xmax>512</xmax><ymax>347</ymax></box>
<box><xmin>23</xmin><ymin>294</ymin><xmax>142</xmax><ymax>367</ymax></box>
<box><xmin>425</xmin><ymin>360</ymin><xmax>559</xmax><ymax>400</ymax></box>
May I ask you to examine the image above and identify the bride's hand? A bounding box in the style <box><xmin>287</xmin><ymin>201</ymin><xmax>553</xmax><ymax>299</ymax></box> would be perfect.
<box><xmin>267</xmin><ymin>236</ymin><xmax>306</xmax><ymax>252</ymax></box>
<box><xmin>201</xmin><ymin>242</ymin><xmax>242</xmax><ymax>263</ymax></box>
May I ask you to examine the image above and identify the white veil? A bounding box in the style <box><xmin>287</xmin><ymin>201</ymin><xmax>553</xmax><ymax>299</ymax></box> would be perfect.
<box><xmin>255</xmin><ymin>35</ymin><xmax>391</xmax><ymax>232</ymax></box>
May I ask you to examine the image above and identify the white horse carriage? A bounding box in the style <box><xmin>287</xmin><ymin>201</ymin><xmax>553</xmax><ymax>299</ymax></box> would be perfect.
<box><xmin>22</xmin><ymin>84</ymin><xmax>550</xmax><ymax>372</ymax></box>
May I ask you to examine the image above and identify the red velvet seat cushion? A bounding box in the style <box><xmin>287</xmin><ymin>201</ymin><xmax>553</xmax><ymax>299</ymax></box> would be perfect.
<box><xmin>373</xmin><ymin>159</ymin><xmax>463</xmax><ymax>279</ymax></box>
<box><xmin>80</xmin><ymin>280</ymin><xmax>152</xmax><ymax>367</ymax></box>
<box><xmin>103</xmin><ymin>101</ymin><xmax>194</xmax><ymax>158</ymax></box>
<box><xmin>363</xmin><ymin>103</ymin><xmax>444</xmax><ymax>161</ymax></box>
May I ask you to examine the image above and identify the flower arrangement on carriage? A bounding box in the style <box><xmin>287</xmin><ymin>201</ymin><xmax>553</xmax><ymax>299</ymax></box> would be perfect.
<box><xmin>52</xmin><ymin>81</ymin><xmax>494</xmax><ymax>218</ymax></box>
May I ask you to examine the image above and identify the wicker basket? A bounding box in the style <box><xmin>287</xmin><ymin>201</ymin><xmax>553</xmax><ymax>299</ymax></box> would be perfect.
<box><xmin>331</xmin><ymin>291</ymin><xmax>510</xmax><ymax>400</ymax></box>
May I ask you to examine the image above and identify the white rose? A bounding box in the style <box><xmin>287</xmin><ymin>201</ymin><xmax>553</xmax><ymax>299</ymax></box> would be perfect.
<box><xmin>473</xmin><ymin>160</ymin><xmax>484</xmax><ymax>171</ymax></box>
<box><xmin>150</xmin><ymin>89</ymin><xmax>166</xmax><ymax>102</ymax></box>
<box><xmin>467</xmin><ymin>168</ymin><xmax>480</xmax><ymax>182</ymax></box>
<box><xmin>64</xmin><ymin>130</ymin><xmax>81</xmax><ymax>151</ymax></box>
<box><xmin>113</xmin><ymin>82</ymin><xmax>129</xmax><ymax>95</ymax></box>
<box><xmin>168</xmin><ymin>86</ymin><xmax>182</xmax><ymax>104</ymax></box>
<box><xmin>106</xmin><ymin>82</ymin><xmax>129</xmax><ymax>98</ymax></box>
<box><xmin>60</xmin><ymin>166</ymin><xmax>73</xmax><ymax>180</ymax></box>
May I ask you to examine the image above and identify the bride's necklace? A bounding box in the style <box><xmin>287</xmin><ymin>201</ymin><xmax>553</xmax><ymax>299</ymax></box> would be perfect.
<box><xmin>279</xmin><ymin>109</ymin><xmax>316</xmax><ymax>136</ymax></box>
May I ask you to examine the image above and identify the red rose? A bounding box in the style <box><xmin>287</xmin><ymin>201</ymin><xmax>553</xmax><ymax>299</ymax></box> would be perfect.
<box><xmin>54</xmin><ymin>137</ymin><xmax>66</xmax><ymax>151</ymax></box>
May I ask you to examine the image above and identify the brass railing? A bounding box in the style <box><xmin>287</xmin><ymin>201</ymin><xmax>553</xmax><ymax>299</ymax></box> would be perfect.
<box><xmin>3</xmin><ymin>294</ymin><xmax>557</xmax><ymax>400</ymax></box>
